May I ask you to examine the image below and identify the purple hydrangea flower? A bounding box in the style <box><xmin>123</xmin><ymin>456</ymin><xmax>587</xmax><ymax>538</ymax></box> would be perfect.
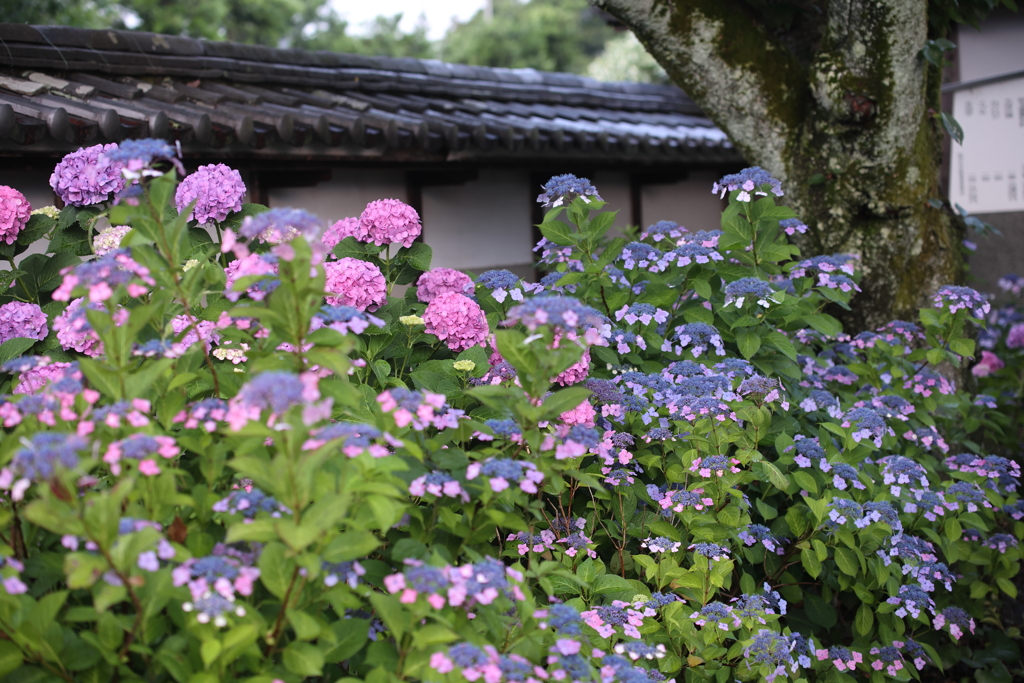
<box><xmin>50</xmin><ymin>143</ymin><xmax>126</xmax><ymax>206</ymax></box>
<box><xmin>0</xmin><ymin>302</ymin><xmax>48</xmax><ymax>344</ymax></box>
<box><xmin>175</xmin><ymin>163</ymin><xmax>246</xmax><ymax>225</ymax></box>
<box><xmin>239</xmin><ymin>207</ymin><xmax>321</xmax><ymax>244</ymax></box>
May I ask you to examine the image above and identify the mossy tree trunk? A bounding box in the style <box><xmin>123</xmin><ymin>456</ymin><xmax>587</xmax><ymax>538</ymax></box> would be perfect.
<box><xmin>592</xmin><ymin>0</ymin><xmax>964</xmax><ymax>330</ymax></box>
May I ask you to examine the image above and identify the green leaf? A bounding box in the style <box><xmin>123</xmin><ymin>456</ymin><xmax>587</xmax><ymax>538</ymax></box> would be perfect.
<box><xmin>369</xmin><ymin>593</ymin><xmax>409</xmax><ymax>641</ymax></box>
<box><xmin>538</xmin><ymin>220</ymin><xmax>576</xmax><ymax>247</ymax></box>
<box><xmin>0</xmin><ymin>337</ymin><xmax>38</xmax><ymax>366</ymax></box>
<box><xmin>283</xmin><ymin>642</ymin><xmax>324</xmax><ymax>677</ymax></box>
<box><xmin>996</xmin><ymin>577</ymin><xmax>1018</xmax><ymax>599</ymax></box>
<box><xmin>322</xmin><ymin>531</ymin><xmax>381</xmax><ymax>563</ymax></box>
<box><xmin>736</xmin><ymin>329</ymin><xmax>761</xmax><ymax>359</ymax></box>
<box><xmin>287</xmin><ymin>610</ymin><xmax>322</xmax><ymax>640</ymax></box>
<box><xmin>854</xmin><ymin>603</ymin><xmax>874</xmax><ymax>636</ymax></box>
<box><xmin>0</xmin><ymin>641</ymin><xmax>23</xmax><ymax>678</ymax></box>
<box><xmin>941</xmin><ymin>112</ymin><xmax>964</xmax><ymax>145</ymax></box>
<box><xmin>220</xmin><ymin>203</ymin><xmax>268</xmax><ymax>231</ymax></box>
<box><xmin>257</xmin><ymin>543</ymin><xmax>291</xmax><ymax>599</ymax></box>
<box><xmin>800</xmin><ymin>548</ymin><xmax>822</xmax><ymax>578</ymax></box>
<box><xmin>761</xmin><ymin>461</ymin><xmax>789</xmax><ymax>492</ymax></box>
<box><xmin>411</xmin><ymin>625</ymin><xmax>459</xmax><ymax>648</ymax></box>
<box><xmin>949</xmin><ymin>338</ymin><xmax>975</xmax><ymax>358</ymax></box>
<box><xmin>834</xmin><ymin>547</ymin><xmax>859</xmax><ymax>576</ymax></box>
<box><xmin>201</xmin><ymin>639</ymin><xmax>221</xmax><ymax>668</ymax></box>
<box><xmin>803</xmin><ymin>313</ymin><xmax>843</xmax><ymax>338</ymax></box>
<box><xmin>539</xmin><ymin>386</ymin><xmax>592</xmax><ymax>420</ymax></box>
<box><xmin>803</xmin><ymin>592</ymin><xmax>836</xmax><ymax>628</ymax></box>
<box><xmin>324</xmin><ymin>619</ymin><xmax>370</xmax><ymax>663</ymax></box>
<box><xmin>396</xmin><ymin>242</ymin><xmax>432</xmax><ymax>272</ymax></box>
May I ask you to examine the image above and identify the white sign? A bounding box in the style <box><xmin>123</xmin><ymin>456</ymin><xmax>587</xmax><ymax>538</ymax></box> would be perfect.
<box><xmin>948</xmin><ymin>76</ymin><xmax>1024</xmax><ymax>214</ymax></box>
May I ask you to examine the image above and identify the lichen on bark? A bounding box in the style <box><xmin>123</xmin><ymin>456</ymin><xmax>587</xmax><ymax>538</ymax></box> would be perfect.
<box><xmin>592</xmin><ymin>0</ymin><xmax>964</xmax><ymax>330</ymax></box>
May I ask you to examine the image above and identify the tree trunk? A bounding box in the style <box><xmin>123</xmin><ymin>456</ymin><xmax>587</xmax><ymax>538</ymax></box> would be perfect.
<box><xmin>591</xmin><ymin>0</ymin><xmax>964</xmax><ymax>330</ymax></box>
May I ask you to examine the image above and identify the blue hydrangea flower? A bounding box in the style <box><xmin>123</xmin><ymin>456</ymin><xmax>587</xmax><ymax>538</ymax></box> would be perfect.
<box><xmin>12</xmin><ymin>433</ymin><xmax>88</xmax><ymax>480</ymax></box>
<box><xmin>713</xmin><ymin>167</ymin><xmax>784</xmax><ymax>200</ymax></box>
<box><xmin>537</xmin><ymin>174</ymin><xmax>602</xmax><ymax>207</ymax></box>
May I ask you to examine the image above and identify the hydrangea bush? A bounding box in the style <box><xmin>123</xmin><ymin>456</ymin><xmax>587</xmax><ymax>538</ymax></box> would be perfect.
<box><xmin>0</xmin><ymin>143</ymin><xmax>1020</xmax><ymax>683</ymax></box>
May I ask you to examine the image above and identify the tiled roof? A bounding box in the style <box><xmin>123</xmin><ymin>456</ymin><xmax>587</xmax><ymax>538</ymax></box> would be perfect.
<box><xmin>0</xmin><ymin>23</ymin><xmax>737</xmax><ymax>162</ymax></box>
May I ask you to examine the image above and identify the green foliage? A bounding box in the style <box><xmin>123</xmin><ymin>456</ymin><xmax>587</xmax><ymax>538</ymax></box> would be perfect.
<box><xmin>0</xmin><ymin>153</ymin><xmax>1020</xmax><ymax>683</ymax></box>
<box><xmin>441</xmin><ymin>0</ymin><xmax>615</xmax><ymax>73</ymax></box>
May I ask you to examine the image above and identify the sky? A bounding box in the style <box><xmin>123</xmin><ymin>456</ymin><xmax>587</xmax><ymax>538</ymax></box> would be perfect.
<box><xmin>330</xmin><ymin>0</ymin><xmax>488</xmax><ymax>40</ymax></box>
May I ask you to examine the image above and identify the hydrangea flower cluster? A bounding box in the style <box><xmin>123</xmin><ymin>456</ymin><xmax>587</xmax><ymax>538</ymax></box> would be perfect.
<box><xmin>505</xmin><ymin>296</ymin><xmax>608</xmax><ymax>334</ymax></box>
<box><xmin>384</xmin><ymin>558</ymin><xmax>524</xmax><ymax>609</ymax></box>
<box><xmin>724</xmin><ymin>278</ymin><xmax>776</xmax><ymax>308</ymax></box>
<box><xmin>713</xmin><ymin>167</ymin><xmax>784</xmax><ymax>200</ymax></box>
<box><xmin>103</xmin><ymin>433</ymin><xmax>180</xmax><ymax>476</ymax></box>
<box><xmin>0</xmin><ymin>302</ymin><xmax>48</xmax><ymax>344</ymax></box>
<box><xmin>315</xmin><ymin>305</ymin><xmax>385</xmax><ymax>335</ymax></box>
<box><xmin>50</xmin><ymin>143</ymin><xmax>126</xmax><ymax>206</ymax></box>
<box><xmin>416</xmin><ymin>267</ymin><xmax>474</xmax><ymax>302</ymax></box>
<box><xmin>377</xmin><ymin>388</ymin><xmax>464</xmax><ymax>431</ymax></box>
<box><xmin>0</xmin><ymin>185</ymin><xmax>31</xmax><ymax>244</ymax></box>
<box><xmin>358</xmin><ymin>199</ymin><xmax>421</xmax><ymax>247</ymax></box>
<box><xmin>409</xmin><ymin>471</ymin><xmax>470</xmax><ymax>501</ymax></box>
<box><xmin>324</xmin><ymin>257</ymin><xmax>387</xmax><ymax>310</ymax></box>
<box><xmin>640</xmin><ymin>220</ymin><xmax>686</xmax><ymax>243</ymax></box>
<box><xmin>662</xmin><ymin>323</ymin><xmax>725</xmax><ymax>357</ymax></box>
<box><xmin>467</xmin><ymin>458</ymin><xmax>545</xmax><ymax>493</ymax></box>
<box><xmin>423</xmin><ymin>292</ymin><xmax>489</xmax><ymax>351</ymax></box>
<box><xmin>537</xmin><ymin>173</ymin><xmax>602</xmax><ymax>207</ymax></box>
<box><xmin>92</xmin><ymin>224</ymin><xmax>132</xmax><ymax>256</ymax></box>
<box><xmin>212</xmin><ymin>486</ymin><xmax>290</xmax><ymax>518</ymax></box>
<box><xmin>476</xmin><ymin>269</ymin><xmax>525</xmax><ymax>303</ymax></box>
<box><xmin>933</xmin><ymin>285</ymin><xmax>990</xmax><ymax>318</ymax></box>
<box><xmin>322</xmin><ymin>216</ymin><xmax>360</xmax><ymax>250</ymax></box>
<box><xmin>175</xmin><ymin>163</ymin><xmax>246</xmax><ymax>225</ymax></box>
<box><xmin>581</xmin><ymin>601</ymin><xmax>646</xmax><ymax>638</ymax></box>
<box><xmin>240</xmin><ymin>207</ymin><xmax>321</xmax><ymax>244</ymax></box>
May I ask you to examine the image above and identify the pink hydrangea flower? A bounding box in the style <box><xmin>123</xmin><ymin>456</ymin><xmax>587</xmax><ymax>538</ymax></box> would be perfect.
<box><xmin>552</xmin><ymin>332</ymin><xmax>590</xmax><ymax>386</ymax></box>
<box><xmin>50</xmin><ymin>143</ymin><xmax>126</xmax><ymax>206</ymax></box>
<box><xmin>53</xmin><ymin>298</ymin><xmax>128</xmax><ymax>357</ymax></box>
<box><xmin>93</xmin><ymin>224</ymin><xmax>132</xmax><ymax>256</ymax></box>
<box><xmin>171</xmin><ymin>315</ymin><xmax>221</xmax><ymax>354</ymax></box>
<box><xmin>324</xmin><ymin>257</ymin><xmax>387</xmax><ymax>310</ymax></box>
<box><xmin>0</xmin><ymin>301</ymin><xmax>48</xmax><ymax>344</ymax></box>
<box><xmin>13</xmin><ymin>362</ymin><xmax>75</xmax><ymax>395</ymax></box>
<box><xmin>175</xmin><ymin>163</ymin><xmax>246</xmax><ymax>225</ymax></box>
<box><xmin>560</xmin><ymin>401</ymin><xmax>596</xmax><ymax>427</ymax></box>
<box><xmin>224</xmin><ymin>254</ymin><xmax>278</xmax><ymax>302</ymax></box>
<box><xmin>971</xmin><ymin>350</ymin><xmax>1004</xmax><ymax>377</ymax></box>
<box><xmin>322</xmin><ymin>216</ymin><xmax>360</xmax><ymax>250</ymax></box>
<box><xmin>359</xmin><ymin>199</ymin><xmax>421</xmax><ymax>248</ymax></box>
<box><xmin>416</xmin><ymin>268</ymin><xmax>473</xmax><ymax>303</ymax></box>
<box><xmin>0</xmin><ymin>186</ymin><xmax>31</xmax><ymax>244</ymax></box>
<box><xmin>423</xmin><ymin>292</ymin><xmax>489</xmax><ymax>352</ymax></box>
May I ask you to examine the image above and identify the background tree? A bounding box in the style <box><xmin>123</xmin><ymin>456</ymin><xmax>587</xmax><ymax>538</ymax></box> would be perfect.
<box><xmin>589</xmin><ymin>0</ymin><xmax>1014</xmax><ymax>328</ymax></box>
<box><xmin>441</xmin><ymin>0</ymin><xmax>615</xmax><ymax>73</ymax></box>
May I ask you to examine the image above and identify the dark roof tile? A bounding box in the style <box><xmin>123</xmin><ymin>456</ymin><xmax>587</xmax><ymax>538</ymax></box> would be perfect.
<box><xmin>0</xmin><ymin>22</ymin><xmax>739</xmax><ymax>163</ymax></box>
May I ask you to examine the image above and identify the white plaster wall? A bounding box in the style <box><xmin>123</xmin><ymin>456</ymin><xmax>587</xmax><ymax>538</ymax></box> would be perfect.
<box><xmin>0</xmin><ymin>171</ymin><xmax>55</xmax><ymax>211</ymax></box>
<box><xmin>958</xmin><ymin>11</ymin><xmax>1024</xmax><ymax>81</ymax></box>
<box><xmin>590</xmin><ymin>170</ymin><xmax>633</xmax><ymax>239</ymax></box>
<box><xmin>423</xmin><ymin>169</ymin><xmax>533</xmax><ymax>272</ymax></box>
<box><xmin>266</xmin><ymin>169</ymin><xmax>406</xmax><ymax>225</ymax></box>
<box><xmin>641</xmin><ymin>171</ymin><xmax>723</xmax><ymax>232</ymax></box>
